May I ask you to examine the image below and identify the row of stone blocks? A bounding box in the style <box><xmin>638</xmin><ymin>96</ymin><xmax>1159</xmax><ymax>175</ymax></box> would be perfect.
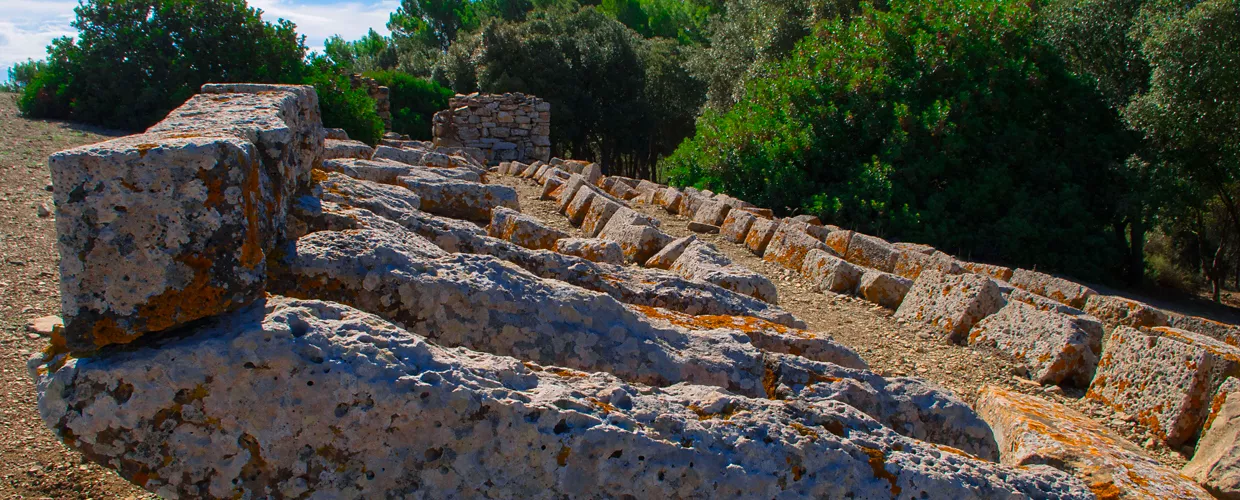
<box><xmin>603</xmin><ymin>173</ymin><xmax>1240</xmax><ymax>497</ymax></box>
<box><xmin>29</xmin><ymin>84</ymin><xmax>1130</xmax><ymax>498</ymax></box>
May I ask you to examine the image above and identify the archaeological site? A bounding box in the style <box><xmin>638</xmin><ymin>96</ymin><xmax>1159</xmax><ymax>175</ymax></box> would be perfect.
<box><xmin>26</xmin><ymin>84</ymin><xmax>1240</xmax><ymax>499</ymax></box>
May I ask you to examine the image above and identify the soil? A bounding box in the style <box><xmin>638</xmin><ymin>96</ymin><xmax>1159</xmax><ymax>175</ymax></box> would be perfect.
<box><xmin>0</xmin><ymin>94</ymin><xmax>151</xmax><ymax>499</ymax></box>
<box><xmin>494</xmin><ymin>174</ymin><xmax>1196</xmax><ymax>468</ymax></box>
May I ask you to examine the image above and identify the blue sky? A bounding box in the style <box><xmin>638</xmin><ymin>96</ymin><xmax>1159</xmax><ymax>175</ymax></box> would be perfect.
<box><xmin>0</xmin><ymin>0</ymin><xmax>398</xmax><ymax>79</ymax></box>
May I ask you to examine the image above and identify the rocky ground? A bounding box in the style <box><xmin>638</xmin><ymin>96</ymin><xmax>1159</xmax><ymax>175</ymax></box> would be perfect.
<box><xmin>0</xmin><ymin>94</ymin><xmax>150</xmax><ymax>499</ymax></box>
<box><xmin>497</xmin><ymin>174</ymin><xmax>1197</xmax><ymax>468</ymax></box>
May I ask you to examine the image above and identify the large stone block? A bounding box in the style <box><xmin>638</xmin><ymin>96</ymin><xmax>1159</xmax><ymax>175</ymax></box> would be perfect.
<box><xmin>845</xmin><ymin>233</ymin><xmax>900</xmax><ymax>273</ymax></box>
<box><xmin>1087</xmin><ymin>326</ymin><xmax>1240</xmax><ymax>446</ymax></box>
<box><xmin>644</xmin><ymin>235</ymin><xmax>696</xmax><ymax>270</ymax></box>
<box><xmin>1184</xmin><ymin>378</ymin><xmax>1240</xmax><ymax>499</ymax></box>
<box><xmin>564</xmin><ymin>186</ymin><xmax>599</xmax><ymax>226</ymax></box>
<box><xmin>968</xmin><ymin>301</ymin><xmax>1102</xmax><ymax>386</ymax></box>
<box><xmin>857</xmin><ymin>270</ymin><xmax>912</xmax><ymax>309</ymax></box>
<box><xmin>745</xmin><ymin>217</ymin><xmax>780</xmax><ymax>256</ymax></box>
<box><xmin>764</xmin><ymin>222</ymin><xmax>833</xmax><ymax>270</ymax></box>
<box><xmin>580</xmin><ymin>195</ymin><xmax>621</xmax><ymax>238</ymax></box>
<box><xmin>824</xmin><ymin>229</ymin><xmax>853</xmax><ymax>257</ymax></box>
<box><xmin>555</xmin><ymin>174</ymin><xmax>590</xmax><ymax>213</ymax></box>
<box><xmin>962</xmin><ymin>261</ymin><xmax>1014</xmax><ymax>282</ymax></box>
<box><xmin>488</xmin><ymin>207</ymin><xmax>567</xmax><ymax>251</ymax></box>
<box><xmin>32</xmin><ymin>298</ymin><xmax>1092</xmax><ymax>499</ymax></box>
<box><xmin>691</xmin><ymin>199</ymin><xmax>732</xmax><ymax>226</ymax></box>
<box><xmin>653</xmin><ymin>187</ymin><xmax>682</xmax><ymax>214</ymax></box>
<box><xmin>894</xmin><ymin>271</ymin><xmax>1006</xmax><ymax>343</ymax></box>
<box><xmin>598</xmin><ymin>221</ymin><xmax>673</xmax><ymax>264</ymax></box>
<box><xmin>1168</xmin><ymin>313</ymin><xmax>1240</xmax><ymax>347</ymax></box>
<box><xmin>801</xmin><ymin>248</ymin><xmax>864</xmax><ymax>294</ymax></box>
<box><xmin>322</xmin><ymin>138</ymin><xmax>373</xmax><ymax>160</ymax></box>
<box><xmin>322</xmin><ymin>158</ymin><xmax>480</xmax><ymax>184</ymax></box>
<box><xmin>893</xmin><ymin>250</ymin><xmax>964</xmax><ymax>280</ymax></box>
<box><xmin>1010</xmin><ymin>269</ymin><xmax>1097</xmax><ymax>308</ymax></box>
<box><xmin>398</xmin><ymin>176</ymin><xmax>518</xmax><ymax>222</ymax></box>
<box><xmin>671</xmin><ymin>240</ymin><xmax>779</xmax><ymax>304</ymax></box>
<box><xmin>554</xmin><ymin>237</ymin><xmax>625</xmax><ymax>265</ymax></box>
<box><xmin>720</xmin><ymin>209</ymin><xmax>757</xmax><ymax>244</ymax></box>
<box><xmin>977</xmin><ymin>385</ymin><xmax>1214</xmax><ymax>500</ymax></box>
<box><xmin>1083</xmin><ymin>295</ymin><xmax>1169</xmax><ymax>330</ymax></box>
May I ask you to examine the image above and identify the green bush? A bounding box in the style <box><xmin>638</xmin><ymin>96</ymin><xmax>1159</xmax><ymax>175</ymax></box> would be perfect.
<box><xmin>661</xmin><ymin>0</ymin><xmax>1135</xmax><ymax>280</ymax></box>
<box><xmin>364</xmin><ymin>70</ymin><xmax>453</xmax><ymax>139</ymax></box>
<box><xmin>304</xmin><ymin>59</ymin><xmax>385</xmax><ymax>145</ymax></box>
<box><xmin>17</xmin><ymin>0</ymin><xmax>306</xmax><ymax>130</ymax></box>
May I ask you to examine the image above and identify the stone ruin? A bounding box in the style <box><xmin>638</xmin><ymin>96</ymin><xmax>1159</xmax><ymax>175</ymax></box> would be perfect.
<box><xmin>25</xmin><ymin>84</ymin><xmax>1240</xmax><ymax>498</ymax></box>
<box><xmin>433</xmin><ymin>92</ymin><xmax>551</xmax><ymax>165</ymax></box>
<box><xmin>350</xmin><ymin>73</ymin><xmax>392</xmax><ymax>131</ymax></box>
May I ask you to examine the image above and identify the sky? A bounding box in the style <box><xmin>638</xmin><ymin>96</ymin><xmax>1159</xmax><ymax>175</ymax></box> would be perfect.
<box><xmin>0</xmin><ymin>0</ymin><xmax>398</xmax><ymax>80</ymax></box>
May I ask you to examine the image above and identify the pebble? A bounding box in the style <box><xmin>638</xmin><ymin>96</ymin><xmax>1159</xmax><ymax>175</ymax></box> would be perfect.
<box><xmin>36</xmin><ymin>202</ymin><xmax>51</xmax><ymax>218</ymax></box>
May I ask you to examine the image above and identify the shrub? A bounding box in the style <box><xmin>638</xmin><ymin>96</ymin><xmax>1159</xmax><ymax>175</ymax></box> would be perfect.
<box><xmin>304</xmin><ymin>59</ymin><xmax>385</xmax><ymax>145</ymax></box>
<box><xmin>364</xmin><ymin>70</ymin><xmax>453</xmax><ymax>139</ymax></box>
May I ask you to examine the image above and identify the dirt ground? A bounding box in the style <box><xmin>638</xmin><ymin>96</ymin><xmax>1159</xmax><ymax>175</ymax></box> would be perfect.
<box><xmin>494</xmin><ymin>174</ymin><xmax>1198</xmax><ymax>469</ymax></box>
<box><xmin>0</xmin><ymin>94</ymin><xmax>151</xmax><ymax>499</ymax></box>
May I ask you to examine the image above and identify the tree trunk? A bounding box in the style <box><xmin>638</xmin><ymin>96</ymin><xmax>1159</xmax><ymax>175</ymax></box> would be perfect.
<box><xmin>1128</xmin><ymin>216</ymin><xmax>1146</xmax><ymax>287</ymax></box>
<box><xmin>1211</xmin><ymin>244</ymin><xmax>1226</xmax><ymax>303</ymax></box>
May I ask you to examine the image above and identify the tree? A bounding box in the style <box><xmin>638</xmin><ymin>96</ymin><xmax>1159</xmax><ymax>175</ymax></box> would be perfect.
<box><xmin>390</xmin><ymin>0</ymin><xmax>479</xmax><ymax>52</ymax></box>
<box><xmin>364</xmin><ymin>70</ymin><xmax>453</xmax><ymax>139</ymax></box>
<box><xmin>663</xmin><ymin>0</ymin><xmax>1136</xmax><ymax>280</ymax></box>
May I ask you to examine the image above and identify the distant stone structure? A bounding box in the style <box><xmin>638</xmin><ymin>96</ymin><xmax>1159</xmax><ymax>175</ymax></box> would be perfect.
<box><xmin>433</xmin><ymin>93</ymin><xmax>551</xmax><ymax>165</ymax></box>
<box><xmin>350</xmin><ymin>74</ymin><xmax>392</xmax><ymax>131</ymax></box>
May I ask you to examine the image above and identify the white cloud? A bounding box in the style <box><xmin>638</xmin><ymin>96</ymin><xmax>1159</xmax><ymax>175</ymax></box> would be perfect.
<box><xmin>0</xmin><ymin>0</ymin><xmax>396</xmax><ymax>81</ymax></box>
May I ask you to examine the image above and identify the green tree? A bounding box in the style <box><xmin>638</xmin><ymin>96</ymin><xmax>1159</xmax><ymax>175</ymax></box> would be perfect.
<box><xmin>364</xmin><ymin>70</ymin><xmax>453</xmax><ymax>139</ymax></box>
<box><xmin>390</xmin><ymin>0</ymin><xmax>479</xmax><ymax>52</ymax></box>
<box><xmin>302</xmin><ymin>57</ymin><xmax>386</xmax><ymax>145</ymax></box>
<box><xmin>664</xmin><ymin>0</ymin><xmax>1135</xmax><ymax>280</ymax></box>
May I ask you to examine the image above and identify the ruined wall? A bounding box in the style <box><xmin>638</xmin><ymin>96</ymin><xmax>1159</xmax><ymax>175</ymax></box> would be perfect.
<box><xmin>433</xmin><ymin>93</ymin><xmax>550</xmax><ymax>165</ymax></box>
<box><xmin>350</xmin><ymin>74</ymin><xmax>392</xmax><ymax>131</ymax></box>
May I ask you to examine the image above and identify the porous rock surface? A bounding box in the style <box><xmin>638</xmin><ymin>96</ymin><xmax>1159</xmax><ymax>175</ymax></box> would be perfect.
<box><xmin>977</xmin><ymin>385</ymin><xmax>1213</xmax><ymax>500</ymax></box>
<box><xmin>398</xmin><ymin>174</ymin><xmax>518</xmax><ymax>221</ymax></box>
<box><xmin>967</xmin><ymin>301</ymin><xmax>1101</xmax><ymax>386</ymax></box>
<box><xmin>670</xmin><ymin>240</ymin><xmax>779</xmax><ymax>304</ymax></box>
<box><xmin>554</xmin><ymin>237</ymin><xmax>625</xmax><ymax>265</ymax></box>
<box><xmin>488</xmin><ymin>206</ymin><xmax>567</xmax><ymax>251</ymax></box>
<box><xmin>895</xmin><ymin>271</ymin><xmax>1006</xmax><ymax>343</ymax></box>
<box><xmin>33</xmin><ymin>297</ymin><xmax>1091</xmax><ymax>499</ymax></box>
<box><xmin>1009</xmin><ymin>269</ymin><xmax>1097</xmax><ymax>309</ymax></box>
<box><xmin>720</xmin><ymin>209</ymin><xmax>757</xmax><ymax>243</ymax></box>
<box><xmin>322</xmin><ymin>138</ymin><xmax>373</xmax><ymax>160</ymax></box>
<box><xmin>764</xmin><ymin>222</ymin><xmax>832</xmax><ymax>270</ymax></box>
<box><xmin>1184</xmin><ymin>378</ymin><xmax>1240</xmax><ymax>499</ymax></box>
<box><xmin>857</xmin><ymin>270</ymin><xmax>912</xmax><ymax>309</ymax></box>
<box><xmin>1083</xmin><ymin>294</ymin><xmax>1169</xmax><ymax>330</ymax></box>
<box><xmin>801</xmin><ymin>249</ymin><xmax>863</xmax><ymax>294</ymax></box>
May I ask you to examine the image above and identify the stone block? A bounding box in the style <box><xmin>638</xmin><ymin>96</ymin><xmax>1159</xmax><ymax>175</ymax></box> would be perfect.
<box><xmin>582</xmin><ymin>163</ymin><xmax>602</xmax><ymax>185</ymax></box>
<box><xmin>893</xmin><ymin>250</ymin><xmax>965</xmax><ymax>280</ymax></box>
<box><xmin>894</xmin><ymin>271</ymin><xmax>1006</xmax><ymax>343</ymax></box>
<box><xmin>963</xmin><ymin>261</ymin><xmax>1014</xmax><ymax>281</ymax></box>
<box><xmin>763</xmin><ymin>222</ymin><xmax>832</xmax><ymax>270</ymax></box>
<box><xmin>744</xmin><ymin>217</ymin><xmax>780</xmax><ymax>256</ymax></box>
<box><xmin>791</xmin><ymin>214</ymin><xmax>822</xmax><ymax>225</ymax></box>
<box><xmin>1087</xmin><ymin>326</ymin><xmax>1240</xmax><ymax>446</ymax></box>
<box><xmin>801</xmin><ymin>248</ymin><xmax>864</xmax><ymax>294</ymax></box>
<box><xmin>687</xmin><ymin>221</ymin><xmax>720</xmax><ymax>234</ymax></box>
<box><xmin>1168</xmin><ymin>313</ymin><xmax>1240</xmax><ymax>347</ymax></box>
<box><xmin>488</xmin><ymin>207</ymin><xmax>567</xmax><ymax>251</ymax></box>
<box><xmin>857</xmin><ymin>270</ymin><xmax>912</xmax><ymax>309</ymax></box>
<box><xmin>554</xmin><ymin>237</ymin><xmax>625</xmax><ymax>265</ymax></box>
<box><xmin>1010</xmin><ymin>269</ymin><xmax>1097</xmax><ymax>308</ymax></box>
<box><xmin>322</xmin><ymin>139</ymin><xmax>373</xmax><ymax>160</ymax></box>
<box><xmin>671</xmin><ymin>240</ymin><xmax>779</xmax><ymax>303</ymax></box>
<box><xmin>692</xmin><ymin>199</ymin><xmax>732</xmax><ymax>226</ymax></box>
<box><xmin>737</xmin><ymin>207</ymin><xmax>774</xmax><ymax>219</ymax></box>
<box><xmin>844</xmin><ymin>233</ymin><xmax>900</xmax><ymax>273</ymax></box>
<box><xmin>540</xmin><ymin>175</ymin><xmax>564</xmax><ymax>201</ymax></box>
<box><xmin>564</xmin><ymin>186</ymin><xmax>599</xmax><ymax>227</ymax></box>
<box><xmin>977</xmin><ymin>385</ymin><xmax>1214</xmax><ymax>500</ymax></box>
<box><xmin>398</xmin><ymin>176</ymin><xmax>518</xmax><ymax>222</ymax></box>
<box><xmin>720</xmin><ymin>210</ymin><xmax>756</xmax><ymax>243</ymax></box>
<box><xmin>644</xmin><ymin>235</ymin><xmax>697</xmax><ymax>270</ymax></box>
<box><xmin>968</xmin><ymin>301</ymin><xmax>1102</xmax><ymax>386</ymax></box>
<box><xmin>1083</xmin><ymin>295</ymin><xmax>1169</xmax><ymax>330</ymax></box>
<box><xmin>580</xmin><ymin>196</ymin><xmax>622</xmax><ymax>238</ymax></box>
<box><xmin>1184</xmin><ymin>378</ymin><xmax>1240</xmax><ymax>499</ymax></box>
<box><xmin>653</xmin><ymin>187</ymin><xmax>682</xmax><ymax>214</ymax></box>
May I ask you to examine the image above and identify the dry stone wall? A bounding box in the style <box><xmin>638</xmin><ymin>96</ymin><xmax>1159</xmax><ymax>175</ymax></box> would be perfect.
<box><xmin>350</xmin><ymin>73</ymin><xmax>392</xmax><ymax>130</ymax></box>
<box><xmin>433</xmin><ymin>93</ymin><xmax>551</xmax><ymax>165</ymax></box>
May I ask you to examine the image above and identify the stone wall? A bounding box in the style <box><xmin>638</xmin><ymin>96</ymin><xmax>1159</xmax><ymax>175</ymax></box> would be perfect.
<box><xmin>350</xmin><ymin>74</ymin><xmax>391</xmax><ymax>131</ymax></box>
<box><xmin>433</xmin><ymin>93</ymin><xmax>550</xmax><ymax>165</ymax></box>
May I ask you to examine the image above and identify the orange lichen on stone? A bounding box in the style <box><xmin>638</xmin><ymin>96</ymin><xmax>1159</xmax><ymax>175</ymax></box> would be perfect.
<box><xmin>860</xmin><ymin>446</ymin><xmax>901</xmax><ymax>496</ymax></box>
<box><xmin>239</xmin><ymin>157</ymin><xmax>266</xmax><ymax>270</ymax></box>
<box><xmin>556</xmin><ymin>445</ymin><xmax>572</xmax><ymax>467</ymax></box>
<box><xmin>134</xmin><ymin>254</ymin><xmax>232</xmax><ymax>341</ymax></box>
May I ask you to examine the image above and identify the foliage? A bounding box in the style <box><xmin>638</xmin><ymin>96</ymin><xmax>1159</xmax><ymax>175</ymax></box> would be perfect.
<box><xmin>1</xmin><ymin>60</ymin><xmax>47</xmax><ymax>92</ymax></box>
<box><xmin>598</xmin><ymin>0</ymin><xmax>719</xmax><ymax>43</ymax></box>
<box><xmin>324</xmin><ymin>30</ymin><xmax>400</xmax><ymax>73</ymax></box>
<box><xmin>364</xmin><ymin>70</ymin><xmax>453</xmax><ymax>139</ymax></box>
<box><xmin>302</xmin><ymin>58</ymin><xmax>386</xmax><ymax>145</ymax></box>
<box><xmin>663</xmin><ymin>0</ymin><xmax>1136</xmax><ymax>279</ymax></box>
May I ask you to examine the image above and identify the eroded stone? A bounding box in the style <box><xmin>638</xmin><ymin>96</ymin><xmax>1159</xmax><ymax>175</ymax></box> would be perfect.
<box><xmin>895</xmin><ymin>271</ymin><xmax>1006</xmax><ymax>343</ymax></box>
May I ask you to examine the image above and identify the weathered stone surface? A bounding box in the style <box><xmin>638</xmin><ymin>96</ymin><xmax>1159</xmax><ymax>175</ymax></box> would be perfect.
<box><xmin>373</xmin><ymin>145</ymin><xmax>484</xmax><ymax>175</ymax></box>
<box><xmin>303</xmin><ymin>173</ymin><xmax>804</xmax><ymax>327</ymax></box>
<box><xmin>801</xmin><ymin>248</ymin><xmax>864</xmax><ymax>294</ymax></box>
<box><xmin>963</xmin><ymin>261</ymin><xmax>1014</xmax><ymax>281</ymax></box>
<box><xmin>738</xmin><ymin>206</ymin><xmax>775</xmax><ymax>219</ymax></box>
<box><xmin>1087</xmin><ymin>326</ymin><xmax>1240</xmax><ymax>446</ymax></box>
<box><xmin>488</xmin><ymin>206</ymin><xmax>567</xmax><ymax>251</ymax></box>
<box><xmin>32</xmin><ymin>297</ymin><xmax>1091</xmax><ymax>499</ymax></box>
<box><xmin>1168</xmin><ymin>313</ymin><xmax>1240</xmax><ymax>347</ymax></box>
<box><xmin>687</xmin><ymin>221</ymin><xmax>720</xmax><ymax>234</ymax></box>
<box><xmin>893</xmin><ymin>250</ymin><xmax>964</xmax><ymax>280</ymax></box>
<box><xmin>564</xmin><ymin>186</ymin><xmax>599</xmax><ymax>226</ymax></box>
<box><xmin>554</xmin><ymin>237</ymin><xmax>625</xmax><ymax>265</ymax></box>
<box><xmin>324</xmin><ymin>127</ymin><xmax>349</xmax><ymax>140</ymax></box>
<box><xmin>893</xmin><ymin>242</ymin><xmax>936</xmax><ymax>255</ymax></box>
<box><xmin>977</xmin><ymin>385</ymin><xmax>1213</xmax><ymax>500</ymax></box>
<box><xmin>1009</xmin><ymin>269</ymin><xmax>1097</xmax><ymax>309</ymax></box>
<box><xmin>26</xmin><ymin>316</ymin><xmax>62</xmax><ymax>336</ymax></box>
<box><xmin>968</xmin><ymin>301</ymin><xmax>1102</xmax><ymax>386</ymax></box>
<box><xmin>857</xmin><ymin>270</ymin><xmax>913</xmax><ymax>309</ymax></box>
<box><xmin>398</xmin><ymin>175</ymin><xmax>518</xmax><ymax>222</ymax></box>
<box><xmin>540</xmin><ymin>173</ymin><xmax>564</xmax><ymax>200</ymax></box>
<box><xmin>322</xmin><ymin>138</ymin><xmax>373</xmax><ymax>160</ymax></box>
<box><xmin>51</xmin><ymin>85</ymin><xmax>323</xmax><ymax>350</ymax></box>
<box><xmin>764</xmin><ymin>222</ymin><xmax>833</xmax><ymax>271</ymax></box>
<box><xmin>745</xmin><ymin>217</ymin><xmax>780</xmax><ymax>256</ymax></box>
<box><xmin>580</xmin><ymin>195</ymin><xmax>621</xmax><ymax>238</ymax></box>
<box><xmin>644</xmin><ymin>235</ymin><xmax>697</xmax><ymax>270</ymax></box>
<box><xmin>824</xmin><ymin>229</ymin><xmax>853</xmax><ymax>257</ymax></box>
<box><xmin>322</xmin><ymin>157</ymin><xmax>481</xmax><ymax>184</ymax></box>
<box><xmin>844</xmin><ymin>233</ymin><xmax>900</xmax><ymax>273</ymax></box>
<box><xmin>895</xmin><ymin>271</ymin><xmax>1006</xmax><ymax>343</ymax></box>
<box><xmin>598</xmin><ymin>221</ymin><xmax>673</xmax><ymax>264</ymax></box>
<box><xmin>791</xmin><ymin>214</ymin><xmax>822</xmax><ymax>225</ymax></box>
<box><xmin>1184</xmin><ymin>378</ymin><xmax>1240</xmax><ymax>499</ymax></box>
<box><xmin>720</xmin><ymin>209</ymin><xmax>756</xmax><ymax>243</ymax></box>
<box><xmin>1083</xmin><ymin>294</ymin><xmax>1169</xmax><ymax>330</ymax></box>
<box><xmin>555</xmin><ymin>174</ymin><xmax>590</xmax><ymax>213</ymax></box>
<box><xmin>692</xmin><ymin>199</ymin><xmax>732</xmax><ymax>226</ymax></box>
<box><xmin>582</xmin><ymin>162</ymin><xmax>602</xmax><ymax>184</ymax></box>
<box><xmin>653</xmin><ymin>187</ymin><xmax>682</xmax><ymax>213</ymax></box>
<box><xmin>671</xmin><ymin>240</ymin><xmax>779</xmax><ymax>304</ymax></box>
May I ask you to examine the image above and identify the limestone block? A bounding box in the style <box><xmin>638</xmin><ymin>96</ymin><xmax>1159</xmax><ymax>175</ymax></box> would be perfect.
<box><xmin>801</xmin><ymin>248</ymin><xmax>864</xmax><ymax>294</ymax></box>
<box><xmin>720</xmin><ymin>209</ymin><xmax>756</xmax><ymax>243</ymax></box>
<box><xmin>582</xmin><ymin>163</ymin><xmax>602</xmax><ymax>185</ymax></box>
<box><xmin>555</xmin><ymin>174</ymin><xmax>590</xmax><ymax>213</ymax></box>
<box><xmin>824</xmin><ymin>229</ymin><xmax>853</xmax><ymax>257</ymax></box>
<box><xmin>605</xmin><ymin>180</ymin><xmax>637</xmax><ymax>200</ymax></box>
<box><xmin>1087</xmin><ymin>326</ymin><xmax>1240</xmax><ymax>446</ymax></box>
<box><xmin>845</xmin><ymin>233</ymin><xmax>900</xmax><ymax>273</ymax></box>
<box><xmin>324</xmin><ymin>127</ymin><xmax>349</xmax><ymax>140</ymax></box>
<box><xmin>745</xmin><ymin>217</ymin><xmax>781</xmax><ymax>256</ymax></box>
<box><xmin>892</xmin><ymin>242</ymin><xmax>936</xmax><ymax>255</ymax></box>
<box><xmin>31</xmin><ymin>297</ymin><xmax>1092</xmax><ymax>499</ymax></box>
<box><xmin>977</xmin><ymin>385</ymin><xmax>1214</xmax><ymax>500</ymax></box>
<box><xmin>893</xmin><ymin>250</ymin><xmax>965</xmax><ymax>280</ymax></box>
<box><xmin>894</xmin><ymin>271</ymin><xmax>1006</xmax><ymax>343</ymax></box>
<box><xmin>692</xmin><ymin>199</ymin><xmax>732</xmax><ymax>226</ymax></box>
<box><xmin>737</xmin><ymin>207</ymin><xmax>775</xmax><ymax>219</ymax></box>
<box><xmin>968</xmin><ymin>301</ymin><xmax>1102</xmax><ymax>386</ymax></box>
<box><xmin>581</xmin><ymin>196</ymin><xmax>622</xmax><ymax>238</ymax></box>
<box><xmin>857</xmin><ymin>270</ymin><xmax>913</xmax><ymax>309</ymax></box>
<box><xmin>598</xmin><ymin>220</ymin><xmax>673</xmax><ymax>264</ymax></box>
<box><xmin>1184</xmin><ymin>378</ymin><xmax>1240</xmax><ymax>499</ymax></box>
<box><xmin>1083</xmin><ymin>295</ymin><xmax>1169</xmax><ymax>330</ymax></box>
<box><xmin>322</xmin><ymin>139</ymin><xmax>373</xmax><ymax>160</ymax></box>
<box><xmin>1010</xmin><ymin>269</ymin><xmax>1097</xmax><ymax>308</ymax></box>
<box><xmin>1168</xmin><ymin>313</ymin><xmax>1240</xmax><ymax>347</ymax></box>
<box><xmin>488</xmin><ymin>207</ymin><xmax>567</xmax><ymax>251</ymax></box>
<box><xmin>687</xmin><ymin>221</ymin><xmax>720</xmax><ymax>234</ymax></box>
<box><xmin>555</xmin><ymin>237</ymin><xmax>625</xmax><ymax>265</ymax></box>
<box><xmin>398</xmin><ymin>176</ymin><xmax>518</xmax><ymax>222</ymax></box>
<box><xmin>564</xmin><ymin>187</ymin><xmax>599</xmax><ymax>227</ymax></box>
<box><xmin>653</xmin><ymin>187</ymin><xmax>682</xmax><ymax>214</ymax></box>
<box><xmin>644</xmin><ymin>235</ymin><xmax>697</xmax><ymax>270</ymax></box>
<box><xmin>321</xmin><ymin>158</ymin><xmax>479</xmax><ymax>184</ymax></box>
<box><xmin>632</xmin><ymin>179</ymin><xmax>662</xmax><ymax>197</ymax></box>
<box><xmin>764</xmin><ymin>222</ymin><xmax>832</xmax><ymax>271</ymax></box>
<box><xmin>671</xmin><ymin>240</ymin><xmax>779</xmax><ymax>303</ymax></box>
<box><xmin>373</xmin><ymin>145</ymin><xmax>458</xmax><ymax>170</ymax></box>
<box><xmin>963</xmin><ymin>261</ymin><xmax>1014</xmax><ymax>281</ymax></box>
<box><xmin>540</xmin><ymin>174</ymin><xmax>564</xmax><ymax>201</ymax></box>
